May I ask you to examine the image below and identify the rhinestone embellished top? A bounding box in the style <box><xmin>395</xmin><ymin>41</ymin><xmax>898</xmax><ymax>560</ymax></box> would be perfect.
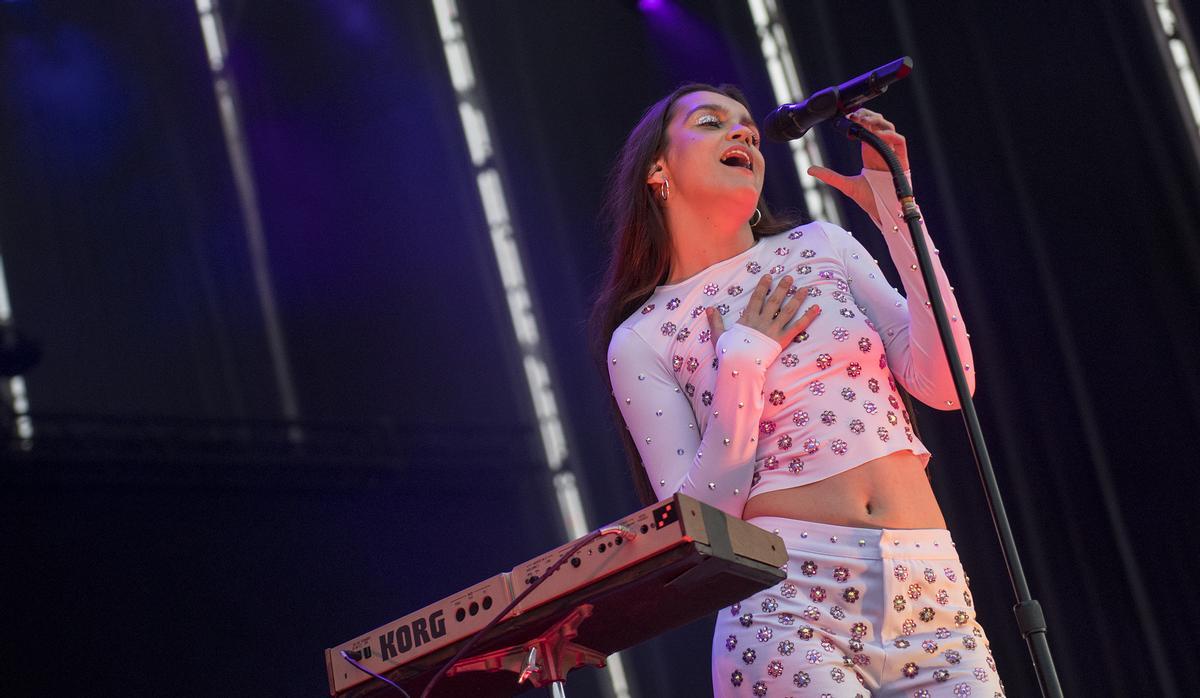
<box><xmin>607</xmin><ymin>170</ymin><xmax>973</xmax><ymax>517</ymax></box>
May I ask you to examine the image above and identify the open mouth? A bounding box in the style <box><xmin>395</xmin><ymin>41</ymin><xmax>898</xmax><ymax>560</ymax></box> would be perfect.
<box><xmin>720</xmin><ymin>147</ymin><xmax>753</xmax><ymax>171</ymax></box>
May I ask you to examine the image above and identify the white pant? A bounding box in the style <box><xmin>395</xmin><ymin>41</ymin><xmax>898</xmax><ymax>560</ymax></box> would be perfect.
<box><xmin>712</xmin><ymin>517</ymin><xmax>1004</xmax><ymax>697</ymax></box>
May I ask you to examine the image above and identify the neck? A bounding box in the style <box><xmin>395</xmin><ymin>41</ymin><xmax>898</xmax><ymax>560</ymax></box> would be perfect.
<box><xmin>663</xmin><ymin>204</ymin><xmax>756</xmax><ymax>285</ymax></box>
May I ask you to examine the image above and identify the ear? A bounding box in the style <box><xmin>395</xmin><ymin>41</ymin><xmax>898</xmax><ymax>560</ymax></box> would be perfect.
<box><xmin>646</xmin><ymin>160</ymin><xmax>667</xmax><ymax>187</ymax></box>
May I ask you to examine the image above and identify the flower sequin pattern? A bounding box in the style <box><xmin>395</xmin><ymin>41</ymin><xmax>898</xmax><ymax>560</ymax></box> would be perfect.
<box><xmin>847</xmin><ymin>362</ymin><xmax>862</xmax><ymax>378</ymax></box>
<box><xmin>767</xmin><ymin>659</ymin><xmax>784</xmax><ymax>678</ymax></box>
<box><xmin>769</xmin><ymin>390</ymin><xmax>786</xmax><ymax>405</ymax></box>
<box><xmin>816</xmin><ymin>353</ymin><xmax>833</xmax><ymax>369</ymax></box>
<box><xmin>832</xmin><ymin>327</ymin><xmax>850</xmax><ymax>341</ymax></box>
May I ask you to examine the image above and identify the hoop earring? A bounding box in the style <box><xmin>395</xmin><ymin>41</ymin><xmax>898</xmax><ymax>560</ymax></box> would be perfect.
<box><xmin>749</xmin><ymin>207</ymin><xmax>762</xmax><ymax>226</ymax></box>
<box><xmin>660</xmin><ymin>177</ymin><xmax>670</xmax><ymax>202</ymax></box>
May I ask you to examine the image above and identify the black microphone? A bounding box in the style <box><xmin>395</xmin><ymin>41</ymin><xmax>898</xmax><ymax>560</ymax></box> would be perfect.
<box><xmin>763</xmin><ymin>56</ymin><xmax>913</xmax><ymax>141</ymax></box>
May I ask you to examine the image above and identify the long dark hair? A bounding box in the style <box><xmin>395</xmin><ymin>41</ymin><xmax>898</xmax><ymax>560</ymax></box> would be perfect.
<box><xmin>588</xmin><ymin>83</ymin><xmax>798</xmax><ymax>505</ymax></box>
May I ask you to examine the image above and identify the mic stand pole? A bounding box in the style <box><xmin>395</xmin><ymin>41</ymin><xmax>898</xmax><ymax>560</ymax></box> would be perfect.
<box><xmin>831</xmin><ymin>116</ymin><xmax>1063</xmax><ymax>698</ymax></box>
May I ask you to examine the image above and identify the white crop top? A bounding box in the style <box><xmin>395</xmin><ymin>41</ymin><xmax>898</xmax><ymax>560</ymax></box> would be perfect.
<box><xmin>607</xmin><ymin>170</ymin><xmax>974</xmax><ymax>518</ymax></box>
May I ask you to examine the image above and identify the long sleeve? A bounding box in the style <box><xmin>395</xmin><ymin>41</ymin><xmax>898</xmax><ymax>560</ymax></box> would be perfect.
<box><xmin>608</xmin><ymin>322</ymin><xmax>781</xmax><ymax>517</ymax></box>
<box><xmin>823</xmin><ymin>169</ymin><xmax>974</xmax><ymax>409</ymax></box>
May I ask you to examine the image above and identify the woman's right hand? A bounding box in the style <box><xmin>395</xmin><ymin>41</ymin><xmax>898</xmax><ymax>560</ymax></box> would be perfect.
<box><xmin>705</xmin><ymin>274</ymin><xmax>821</xmax><ymax>349</ymax></box>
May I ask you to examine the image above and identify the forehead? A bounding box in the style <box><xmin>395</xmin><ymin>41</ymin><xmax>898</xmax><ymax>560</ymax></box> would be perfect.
<box><xmin>670</xmin><ymin>90</ymin><xmax>754</xmax><ymax>123</ymax></box>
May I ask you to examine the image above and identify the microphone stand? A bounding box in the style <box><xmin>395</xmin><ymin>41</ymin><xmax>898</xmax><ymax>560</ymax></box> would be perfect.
<box><xmin>831</xmin><ymin>116</ymin><xmax>1064</xmax><ymax>698</ymax></box>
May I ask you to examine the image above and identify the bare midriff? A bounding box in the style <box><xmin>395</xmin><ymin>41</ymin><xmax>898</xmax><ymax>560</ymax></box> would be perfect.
<box><xmin>741</xmin><ymin>450</ymin><xmax>946</xmax><ymax>530</ymax></box>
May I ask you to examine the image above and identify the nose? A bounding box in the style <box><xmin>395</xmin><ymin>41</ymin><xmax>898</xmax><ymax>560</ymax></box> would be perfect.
<box><xmin>728</xmin><ymin>125</ymin><xmax>758</xmax><ymax>146</ymax></box>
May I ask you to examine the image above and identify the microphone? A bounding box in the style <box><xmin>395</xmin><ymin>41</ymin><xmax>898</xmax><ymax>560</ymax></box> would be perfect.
<box><xmin>763</xmin><ymin>56</ymin><xmax>913</xmax><ymax>141</ymax></box>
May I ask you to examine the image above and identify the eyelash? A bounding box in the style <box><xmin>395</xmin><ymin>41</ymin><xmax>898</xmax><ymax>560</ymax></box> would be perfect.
<box><xmin>697</xmin><ymin>115</ymin><xmax>759</xmax><ymax>146</ymax></box>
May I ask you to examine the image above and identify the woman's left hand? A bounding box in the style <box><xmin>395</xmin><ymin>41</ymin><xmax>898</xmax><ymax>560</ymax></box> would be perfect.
<box><xmin>806</xmin><ymin>109</ymin><xmax>909</xmax><ymax>219</ymax></box>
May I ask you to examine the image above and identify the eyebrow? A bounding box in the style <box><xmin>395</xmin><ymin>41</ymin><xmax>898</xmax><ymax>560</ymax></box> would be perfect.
<box><xmin>684</xmin><ymin>103</ymin><xmax>759</xmax><ymax>130</ymax></box>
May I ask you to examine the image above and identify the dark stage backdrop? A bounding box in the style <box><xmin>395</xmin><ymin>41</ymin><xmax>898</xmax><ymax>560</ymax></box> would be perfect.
<box><xmin>2</xmin><ymin>1</ymin><xmax>1197</xmax><ymax>696</ymax></box>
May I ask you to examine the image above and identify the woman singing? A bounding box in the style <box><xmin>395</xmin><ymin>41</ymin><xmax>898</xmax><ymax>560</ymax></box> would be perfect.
<box><xmin>591</xmin><ymin>84</ymin><xmax>1003</xmax><ymax>697</ymax></box>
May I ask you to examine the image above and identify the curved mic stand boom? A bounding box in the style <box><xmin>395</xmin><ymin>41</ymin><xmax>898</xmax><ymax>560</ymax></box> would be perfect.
<box><xmin>830</xmin><ymin>116</ymin><xmax>1063</xmax><ymax>698</ymax></box>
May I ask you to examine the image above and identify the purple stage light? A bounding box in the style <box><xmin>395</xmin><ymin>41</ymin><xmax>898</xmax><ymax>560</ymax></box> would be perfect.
<box><xmin>638</xmin><ymin>0</ymin><xmax>669</xmax><ymax>11</ymax></box>
<box><xmin>637</xmin><ymin>0</ymin><xmax>737</xmax><ymax>85</ymax></box>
